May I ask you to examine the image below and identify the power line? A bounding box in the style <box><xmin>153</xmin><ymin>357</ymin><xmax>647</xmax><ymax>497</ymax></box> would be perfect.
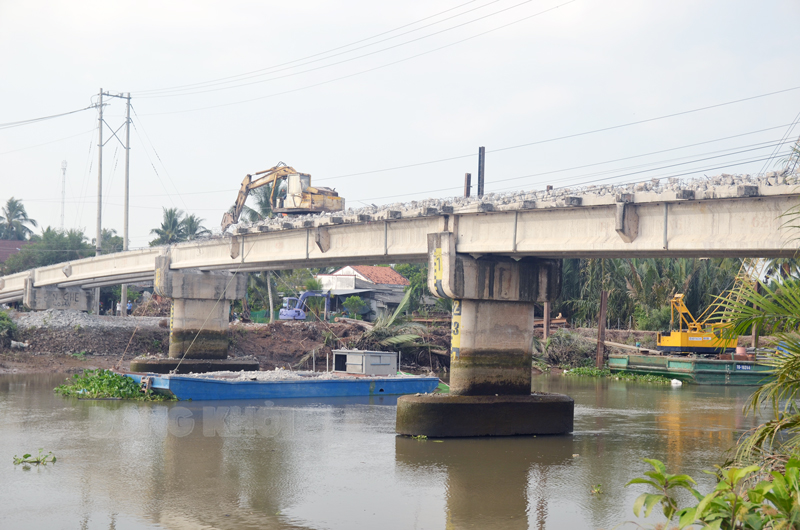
<box><xmin>26</xmin><ymin>122</ymin><xmax>793</xmax><ymax>205</ymax></box>
<box><xmin>130</xmin><ymin>104</ymin><xmax>188</xmax><ymax>211</ymax></box>
<box><xmin>486</xmin><ymin>137</ymin><xmax>793</xmax><ymax>188</ymax></box>
<box><xmin>349</xmin><ymin>144</ymin><xmax>793</xmax><ymax>203</ymax></box>
<box><xmin>137</xmin><ymin>0</ymin><xmax>499</xmax><ymax>96</ymax></box>
<box><xmin>313</xmin><ymin>86</ymin><xmax>800</xmax><ymax>183</ymax></box>
<box><xmin>0</xmin><ymin>128</ymin><xmax>95</xmax><ymax>156</ymax></box>
<box><xmin>138</xmin><ymin>0</ymin><xmax>577</xmax><ymax>116</ymax></box>
<box><xmin>139</xmin><ymin>0</ymin><xmax>541</xmax><ymax>99</ymax></box>
<box><xmin>755</xmin><ymin>108</ymin><xmax>800</xmax><ymax>177</ymax></box>
<box><xmin>32</xmin><ymin>128</ymin><xmax>794</xmax><ymax>203</ymax></box>
<box><xmin>0</xmin><ymin>106</ymin><xmax>94</xmax><ymax>130</ymax></box>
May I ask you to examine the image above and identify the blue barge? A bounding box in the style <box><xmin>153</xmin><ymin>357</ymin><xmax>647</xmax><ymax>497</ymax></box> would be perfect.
<box><xmin>123</xmin><ymin>371</ymin><xmax>440</xmax><ymax>401</ymax></box>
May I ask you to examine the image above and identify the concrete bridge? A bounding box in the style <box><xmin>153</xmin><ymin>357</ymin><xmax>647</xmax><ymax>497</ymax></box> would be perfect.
<box><xmin>1</xmin><ymin>179</ymin><xmax>796</xmax><ymax>302</ymax></box>
<box><xmin>2</xmin><ymin>176</ymin><xmax>797</xmax><ymax>436</ymax></box>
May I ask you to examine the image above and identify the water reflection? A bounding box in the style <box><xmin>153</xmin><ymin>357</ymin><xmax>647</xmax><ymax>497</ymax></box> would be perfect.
<box><xmin>396</xmin><ymin>435</ymin><xmax>573</xmax><ymax>529</ymax></box>
<box><xmin>0</xmin><ymin>374</ymin><xmax>766</xmax><ymax>530</ymax></box>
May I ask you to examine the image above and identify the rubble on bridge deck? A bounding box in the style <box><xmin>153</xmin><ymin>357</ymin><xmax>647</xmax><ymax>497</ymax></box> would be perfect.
<box><xmin>212</xmin><ymin>168</ymin><xmax>800</xmax><ymax>235</ymax></box>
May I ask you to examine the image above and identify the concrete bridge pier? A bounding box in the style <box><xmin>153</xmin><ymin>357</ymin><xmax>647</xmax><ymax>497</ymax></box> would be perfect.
<box><xmin>395</xmin><ymin>233</ymin><xmax>574</xmax><ymax>437</ymax></box>
<box><xmin>130</xmin><ymin>256</ymin><xmax>258</xmax><ymax>374</ymax></box>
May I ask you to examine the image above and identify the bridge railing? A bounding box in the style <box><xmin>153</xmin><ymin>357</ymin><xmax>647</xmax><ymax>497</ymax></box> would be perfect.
<box><xmin>32</xmin><ymin>248</ymin><xmax>162</xmax><ymax>288</ymax></box>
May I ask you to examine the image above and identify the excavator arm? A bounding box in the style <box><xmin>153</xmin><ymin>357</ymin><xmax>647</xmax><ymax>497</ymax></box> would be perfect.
<box><xmin>221</xmin><ymin>163</ymin><xmax>309</xmax><ymax>232</ymax></box>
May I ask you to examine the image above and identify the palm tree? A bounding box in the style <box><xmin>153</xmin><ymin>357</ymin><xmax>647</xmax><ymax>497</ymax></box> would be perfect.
<box><xmin>149</xmin><ymin>208</ymin><xmax>186</xmax><ymax>246</ymax></box>
<box><xmin>0</xmin><ymin>197</ymin><xmax>37</xmax><ymax>240</ymax></box>
<box><xmin>92</xmin><ymin>228</ymin><xmax>124</xmax><ymax>253</ymax></box>
<box><xmin>719</xmin><ymin>277</ymin><xmax>800</xmax><ymax>463</ymax></box>
<box><xmin>182</xmin><ymin>214</ymin><xmax>210</xmax><ymax>240</ymax></box>
<box><xmin>241</xmin><ymin>185</ymin><xmax>275</xmax><ymax>223</ymax></box>
<box><xmin>764</xmin><ymin>258</ymin><xmax>800</xmax><ymax>283</ymax></box>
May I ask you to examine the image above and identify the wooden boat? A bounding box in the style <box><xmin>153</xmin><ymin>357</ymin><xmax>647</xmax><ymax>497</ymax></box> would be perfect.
<box><xmin>608</xmin><ymin>352</ymin><xmax>773</xmax><ymax>385</ymax></box>
<box><xmin>123</xmin><ymin>371</ymin><xmax>440</xmax><ymax>401</ymax></box>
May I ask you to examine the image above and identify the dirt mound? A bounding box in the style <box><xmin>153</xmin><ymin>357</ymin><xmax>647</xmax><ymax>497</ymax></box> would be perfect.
<box><xmin>229</xmin><ymin>321</ymin><xmax>366</xmax><ymax>370</ymax></box>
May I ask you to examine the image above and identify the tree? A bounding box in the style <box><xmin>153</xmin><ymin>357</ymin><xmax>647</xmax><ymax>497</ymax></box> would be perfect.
<box><xmin>394</xmin><ymin>263</ymin><xmax>431</xmax><ymax>312</ymax></box>
<box><xmin>765</xmin><ymin>258</ymin><xmax>800</xmax><ymax>283</ymax></box>
<box><xmin>149</xmin><ymin>208</ymin><xmax>186</xmax><ymax>246</ymax></box>
<box><xmin>343</xmin><ymin>296</ymin><xmax>366</xmax><ymax>318</ymax></box>
<box><xmin>2</xmin><ymin>227</ymin><xmax>94</xmax><ymax>274</ymax></box>
<box><xmin>241</xmin><ymin>185</ymin><xmax>274</xmax><ymax>222</ymax></box>
<box><xmin>0</xmin><ymin>197</ymin><xmax>37</xmax><ymax>240</ymax></box>
<box><xmin>719</xmin><ymin>277</ymin><xmax>800</xmax><ymax>463</ymax></box>
<box><xmin>92</xmin><ymin>228</ymin><xmax>124</xmax><ymax>253</ymax></box>
<box><xmin>182</xmin><ymin>214</ymin><xmax>210</xmax><ymax>240</ymax></box>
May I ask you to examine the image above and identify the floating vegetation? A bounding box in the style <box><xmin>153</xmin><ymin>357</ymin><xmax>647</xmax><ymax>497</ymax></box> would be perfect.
<box><xmin>565</xmin><ymin>366</ymin><xmax>672</xmax><ymax>384</ymax></box>
<box><xmin>54</xmin><ymin>369</ymin><xmax>174</xmax><ymax>401</ymax></box>
<box><xmin>14</xmin><ymin>449</ymin><xmax>56</xmax><ymax>467</ymax></box>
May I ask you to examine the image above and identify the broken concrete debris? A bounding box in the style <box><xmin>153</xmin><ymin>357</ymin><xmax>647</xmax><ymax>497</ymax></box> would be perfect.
<box><xmin>218</xmin><ymin>168</ymin><xmax>800</xmax><ymax>235</ymax></box>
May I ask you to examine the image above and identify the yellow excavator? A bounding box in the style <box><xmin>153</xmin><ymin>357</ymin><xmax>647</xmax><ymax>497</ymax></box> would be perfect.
<box><xmin>656</xmin><ymin>294</ymin><xmax>737</xmax><ymax>355</ymax></box>
<box><xmin>221</xmin><ymin>162</ymin><xmax>345</xmax><ymax>232</ymax></box>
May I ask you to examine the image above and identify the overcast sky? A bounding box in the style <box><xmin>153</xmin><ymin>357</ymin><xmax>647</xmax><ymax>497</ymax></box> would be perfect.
<box><xmin>1</xmin><ymin>0</ymin><xmax>798</xmax><ymax>248</ymax></box>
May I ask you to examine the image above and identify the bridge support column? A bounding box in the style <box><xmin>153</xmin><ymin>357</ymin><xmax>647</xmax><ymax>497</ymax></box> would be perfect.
<box><xmin>396</xmin><ymin>233</ymin><xmax>574</xmax><ymax>437</ymax></box>
<box><xmin>130</xmin><ymin>256</ymin><xmax>258</xmax><ymax>374</ymax></box>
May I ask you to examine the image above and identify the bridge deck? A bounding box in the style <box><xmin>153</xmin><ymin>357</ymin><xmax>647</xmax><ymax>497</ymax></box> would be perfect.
<box><xmin>1</xmin><ymin>182</ymin><xmax>797</xmax><ymax>302</ymax></box>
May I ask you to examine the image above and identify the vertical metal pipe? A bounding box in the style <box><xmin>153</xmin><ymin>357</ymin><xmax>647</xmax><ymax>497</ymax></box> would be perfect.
<box><xmin>464</xmin><ymin>173</ymin><xmax>471</xmax><ymax>197</ymax></box>
<box><xmin>477</xmin><ymin>147</ymin><xmax>485</xmax><ymax>197</ymax></box>
<box><xmin>122</xmin><ymin>93</ymin><xmax>131</xmax><ymax>316</ymax></box>
<box><xmin>512</xmin><ymin>211</ymin><xmax>518</xmax><ymax>252</ymax></box>
<box><xmin>596</xmin><ymin>290</ymin><xmax>608</xmax><ymax>368</ymax></box>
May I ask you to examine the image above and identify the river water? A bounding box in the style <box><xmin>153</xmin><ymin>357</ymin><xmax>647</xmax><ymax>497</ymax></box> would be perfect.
<box><xmin>0</xmin><ymin>374</ymin><xmax>764</xmax><ymax>530</ymax></box>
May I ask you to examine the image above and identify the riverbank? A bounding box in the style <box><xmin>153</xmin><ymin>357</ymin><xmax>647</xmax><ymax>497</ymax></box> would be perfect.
<box><xmin>0</xmin><ymin>309</ymin><xmax>774</xmax><ymax>375</ymax></box>
<box><xmin>0</xmin><ymin>309</ymin><xmax>449</xmax><ymax>374</ymax></box>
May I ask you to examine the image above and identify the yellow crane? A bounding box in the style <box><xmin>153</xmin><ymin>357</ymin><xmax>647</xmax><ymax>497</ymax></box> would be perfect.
<box><xmin>221</xmin><ymin>162</ymin><xmax>345</xmax><ymax>232</ymax></box>
<box><xmin>657</xmin><ymin>259</ymin><xmax>764</xmax><ymax>355</ymax></box>
<box><xmin>657</xmin><ymin>294</ymin><xmax>737</xmax><ymax>354</ymax></box>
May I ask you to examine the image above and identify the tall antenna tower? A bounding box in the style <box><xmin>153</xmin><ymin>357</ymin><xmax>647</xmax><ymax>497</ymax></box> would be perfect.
<box><xmin>60</xmin><ymin>160</ymin><xmax>67</xmax><ymax>231</ymax></box>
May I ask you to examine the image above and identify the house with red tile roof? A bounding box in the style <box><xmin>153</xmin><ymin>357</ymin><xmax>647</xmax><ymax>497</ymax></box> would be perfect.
<box><xmin>0</xmin><ymin>240</ymin><xmax>31</xmax><ymax>264</ymax></box>
<box><xmin>315</xmin><ymin>265</ymin><xmax>411</xmax><ymax>321</ymax></box>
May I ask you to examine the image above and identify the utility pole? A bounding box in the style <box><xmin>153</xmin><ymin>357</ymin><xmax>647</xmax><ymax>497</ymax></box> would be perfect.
<box><xmin>60</xmin><ymin>161</ymin><xmax>67</xmax><ymax>231</ymax></box>
<box><xmin>477</xmin><ymin>146</ymin><xmax>485</xmax><ymax>198</ymax></box>
<box><xmin>95</xmin><ymin>89</ymin><xmax>103</xmax><ymax>315</ymax></box>
<box><xmin>121</xmin><ymin>93</ymin><xmax>131</xmax><ymax>316</ymax></box>
<box><xmin>93</xmin><ymin>89</ymin><xmax>132</xmax><ymax>315</ymax></box>
<box><xmin>464</xmin><ymin>173</ymin><xmax>471</xmax><ymax>197</ymax></box>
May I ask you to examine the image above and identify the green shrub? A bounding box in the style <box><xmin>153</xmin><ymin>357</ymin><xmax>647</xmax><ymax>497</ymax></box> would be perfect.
<box><xmin>537</xmin><ymin>329</ymin><xmax>595</xmax><ymax>368</ymax></box>
<box><xmin>343</xmin><ymin>296</ymin><xmax>366</xmax><ymax>318</ymax></box>
<box><xmin>634</xmin><ymin>305</ymin><xmax>672</xmax><ymax>332</ymax></box>
<box><xmin>0</xmin><ymin>310</ymin><xmax>16</xmax><ymax>347</ymax></box>
<box><xmin>627</xmin><ymin>458</ymin><xmax>800</xmax><ymax>529</ymax></box>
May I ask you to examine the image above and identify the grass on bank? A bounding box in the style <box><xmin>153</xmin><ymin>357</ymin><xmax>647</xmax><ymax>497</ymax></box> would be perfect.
<box><xmin>54</xmin><ymin>369</ymin><xmax>174</xmax><ymax>401</ymax></box>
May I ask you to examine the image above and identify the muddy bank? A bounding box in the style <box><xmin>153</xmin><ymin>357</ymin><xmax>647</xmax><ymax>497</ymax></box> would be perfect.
<box><xmin>0</xmin><ymin>310</ymin><xmax>451</xmax><ymax>374</ymax></box>
<box><xmin>2</xmin><ymin>309</ymin><xmax>769</xmax><ymax>375</ymax></box>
